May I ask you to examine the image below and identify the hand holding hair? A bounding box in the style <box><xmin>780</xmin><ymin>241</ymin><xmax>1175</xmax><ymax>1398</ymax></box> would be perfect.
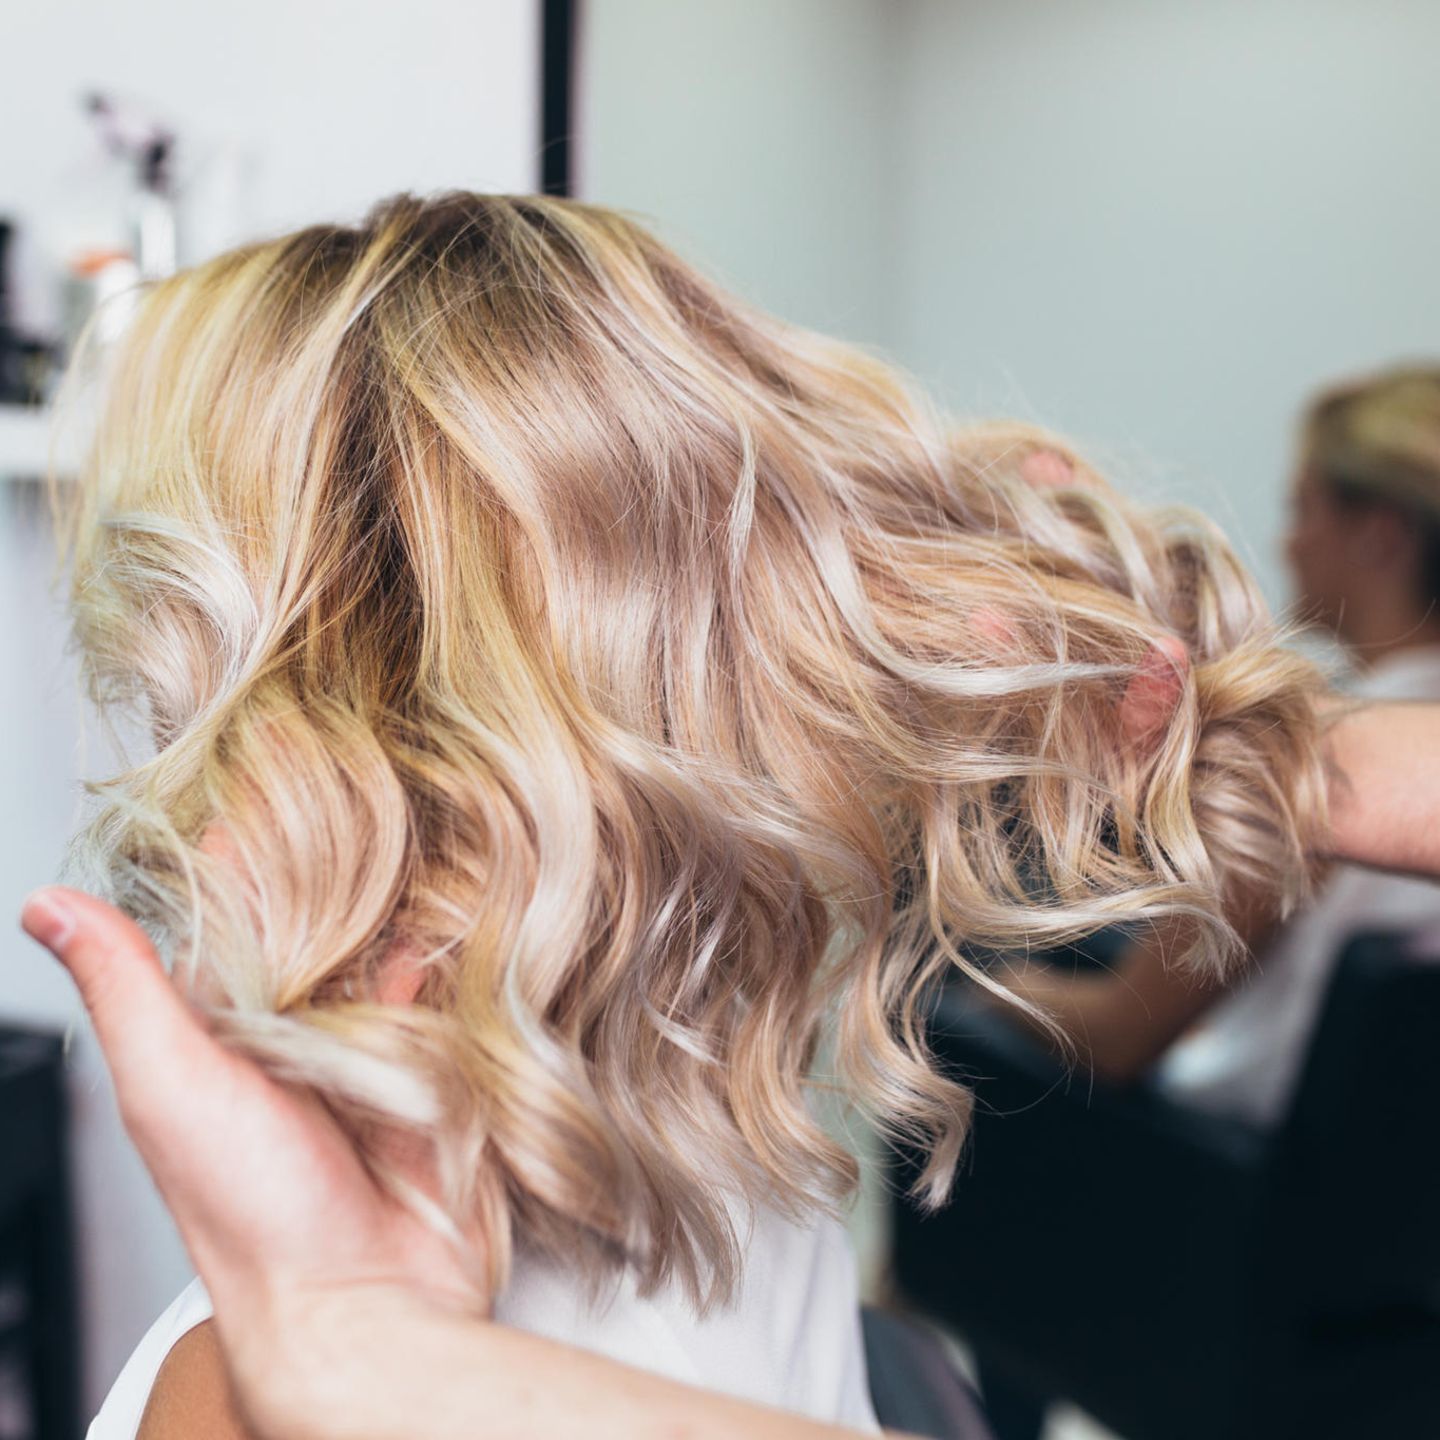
<box><xmin>19</xmin><ymin>888</ymin><xmax>918</xmax><ymax>1440</ymax></box>
<box><xmin>1319</xmin><ymin>698</ymin><xmax>1440</xmax><ymax>880</ymax></box>
<box><xmin>20</xmin><ymin>886</ymin><xmax>489</xmax><ymax>1439</ymax></box>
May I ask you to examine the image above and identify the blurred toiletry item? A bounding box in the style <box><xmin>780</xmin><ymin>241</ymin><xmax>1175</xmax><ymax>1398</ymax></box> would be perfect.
<box><xmin>84</xmin><ymin>91</ymin><xmax>178</xmax><ymax>281</ymax></box>
<box><xmin>61</xmin><ymin>249</ymin><xmax>142</xmax><ymax>362</ymax></box>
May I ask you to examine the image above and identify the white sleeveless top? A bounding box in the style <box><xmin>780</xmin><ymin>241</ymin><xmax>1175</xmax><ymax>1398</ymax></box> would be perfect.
<box><xmin>88</xmin><ymin>1203</ymin><xmax>881</xmax><ymax>1437</ymax></box>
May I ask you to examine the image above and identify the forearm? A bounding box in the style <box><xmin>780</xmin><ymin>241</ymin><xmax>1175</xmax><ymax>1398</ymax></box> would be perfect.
<box><xmin>449</xmin><ymin>1323</ymin><xmax>909</xmax><ymax>1440</ymax></box>
<box><xmin>242</xmin><ymin>1288</ymin><xmax>910</xmax><ymax>1440</ymax></box>
<box><xmin>997</xmin><ymin>946</ymin><xmax>1225</xmax><ymax>1084</ymax></box>
<box><xmin>1323</xmin><ymin>701</ymin><xmax>1440</xmax><ymax>879</ymax></box>
<box><xmin>994</xmin><ymin>966</ymin><xmax>1150</xmax><ymax>1080</ymax></box>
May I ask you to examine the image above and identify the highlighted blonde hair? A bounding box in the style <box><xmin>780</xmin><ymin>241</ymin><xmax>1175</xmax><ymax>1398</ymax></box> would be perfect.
<box><xmin>65</xmin><ymin>192</ymin><xmax>1328</xmax><ymax>1304</ymax></box>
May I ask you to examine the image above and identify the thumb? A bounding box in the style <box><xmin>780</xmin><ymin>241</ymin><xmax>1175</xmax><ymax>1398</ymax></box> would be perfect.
<box><xmin>19</xmin><ymin>887</ymin><xmax>223</xmax><ymax>1143</ymax></box>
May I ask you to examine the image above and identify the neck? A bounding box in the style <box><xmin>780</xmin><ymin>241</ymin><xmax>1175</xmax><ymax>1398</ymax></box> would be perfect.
<box><xmin>1344</xmin><ymin>600</ymin><xmax>1440</xmax><ymax>673</ymax></box>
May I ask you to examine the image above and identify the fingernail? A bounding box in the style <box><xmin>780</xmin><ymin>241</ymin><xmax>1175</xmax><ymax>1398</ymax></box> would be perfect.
<box><xmin>21</xmin><ymin>891</ymin><xmax>76</xmax><ymax>951</ymax></box>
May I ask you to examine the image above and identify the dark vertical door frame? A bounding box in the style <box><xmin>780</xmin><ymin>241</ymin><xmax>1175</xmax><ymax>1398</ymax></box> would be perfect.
<box><xmin>540</xmin><ymin>0</ymin><xmax>578</xmax><ymax>195</ymax></box>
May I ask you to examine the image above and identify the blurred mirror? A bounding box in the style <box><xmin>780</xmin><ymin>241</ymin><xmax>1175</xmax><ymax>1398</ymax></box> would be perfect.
<box><xmin>577</xmin><ymin>8</ymin><xmax>1440</xmax><ymax>1440</ymax></box>
<box><xmin>578</xmin><ymin>1</ymin><xmax>1440</xmax><ymax>613</ymax></box>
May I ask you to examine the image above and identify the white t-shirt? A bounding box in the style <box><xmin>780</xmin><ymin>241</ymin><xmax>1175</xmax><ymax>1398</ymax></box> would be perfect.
<box><xmin>88</xmin><ymin>1200</ymin><xmax>881</xmax><ymax>1438</ymax></box>
<box><xmin>1155</xmin><ymin>645</ymin><xmax>1440</xmax><ymax>1128</ymax></box>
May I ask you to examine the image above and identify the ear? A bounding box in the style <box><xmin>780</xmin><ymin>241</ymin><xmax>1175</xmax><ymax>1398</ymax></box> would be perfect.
<box><xmin>1352</xmin><ymin>505</ymin><xmax>1415</xmax><ymax>569</ymax></box>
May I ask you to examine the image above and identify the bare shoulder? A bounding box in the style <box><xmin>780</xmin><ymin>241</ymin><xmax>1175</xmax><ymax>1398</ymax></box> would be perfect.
<box><xmin>137</xmin><ymin>1319</ymin><xmax>255</xmax><ymax>1440</ymax></box>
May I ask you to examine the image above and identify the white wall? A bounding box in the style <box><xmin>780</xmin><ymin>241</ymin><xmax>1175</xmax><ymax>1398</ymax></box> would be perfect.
<box><xmin>4</xmin><ymin>0</ymin><xmax>540</xmax><ymax>334</ymax></box>
<box><xmin>0</xmin><ymin>0</ymin><xmax>540</xmax><ymax>1409</ymax></box>
<box><xmin>888</xmin><ymin>0</ymin><xmax>1440</xmax><ymax>605</ymax></box>
<box><xmin>0</xmin><ymin>487</ymin><xmax>183</xmax><ymax>1416</ymax></box>
<box><xmin>582</xmin><ymin>2</ymin><xmax>1440</xmax><ymax>610</ymax></box>
<box><xmin>577</xmin><ymin>0</ymin><xmax>897</xmax><ymax>344</ymax></box>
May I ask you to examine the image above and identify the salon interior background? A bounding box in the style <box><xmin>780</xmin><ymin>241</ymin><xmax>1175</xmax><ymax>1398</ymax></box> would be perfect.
<box><xmin>2</xmin><ymin>0</ymin><xmax>1439</xmax><ymax>1413</ymax></box>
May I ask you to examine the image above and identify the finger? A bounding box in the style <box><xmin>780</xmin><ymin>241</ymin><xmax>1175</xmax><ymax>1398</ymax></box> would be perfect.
<box><xmin>1119</xmin><ymin>634</ymin><xmax>1190</xmax><ymax>741</ymax></box>
<box><xmin>19</xmin><ymin>887</ymin><xmax>229</xmax><ymax>1139</ymax></box>
<box><xmin>1019</xmin><ymin>448</ymin><xmax>1076</xmax><ymax>489</ymax></box>
<box><xmin>20</xmin><ymin>887</ymin><xmax>362</xmax><ymax>1264</ymax></box>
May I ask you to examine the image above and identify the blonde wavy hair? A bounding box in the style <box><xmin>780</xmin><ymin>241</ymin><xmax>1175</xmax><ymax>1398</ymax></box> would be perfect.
<box><xmin>64</xmin><ymin>192</ymin><xmax>1329</xmax><ymax>1305</ymax></box>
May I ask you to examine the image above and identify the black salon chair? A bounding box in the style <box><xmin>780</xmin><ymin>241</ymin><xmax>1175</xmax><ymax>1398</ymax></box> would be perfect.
<box><xmin>0</xmin><ymin>1024</ymin><xmax>81</xmax><ymax>1440</ymax></box>
<box><xmin>887</xmin><ymin>931</ymin><xmax>1440</xmax><ymax>1440</ymax></box>
<box><xmin>863</xmin><ymin>1305</ymin><xmax>995</xmax><ymax>1439</ymax></box>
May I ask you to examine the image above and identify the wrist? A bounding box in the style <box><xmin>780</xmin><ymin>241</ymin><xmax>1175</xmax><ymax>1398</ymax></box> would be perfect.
<box><xmin>1321</xmin><ymin>700</ymin><xmax>1440</xmax><ymax>879</ymax></box>
<box><xmin>223</xmin><ymin>1284</ymin><xmax>493</xmax><ymax>1440</ymax></box>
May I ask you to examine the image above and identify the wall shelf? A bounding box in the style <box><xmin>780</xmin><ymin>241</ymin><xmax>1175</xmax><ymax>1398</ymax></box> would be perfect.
<box><xmin>0</xmin><ymin>405</ymin><xmax>58</xmax><ymax>482</ymax></box>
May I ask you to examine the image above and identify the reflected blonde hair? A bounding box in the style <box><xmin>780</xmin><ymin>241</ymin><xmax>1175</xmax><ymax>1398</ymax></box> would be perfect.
<box><xmin>65</xmin><ymin>192</ymin><xmax>1328</xmax><ymax>1304</ymax></box>
<box><xmin>1303</xmin><ymin>365</ymin><xmax>1440</xmax><ymax>516</ymax></box>
<box><xmin>1302</xmin><ymin>365</ymin><xmax>1440</xmax><ymax>601</ymax></box>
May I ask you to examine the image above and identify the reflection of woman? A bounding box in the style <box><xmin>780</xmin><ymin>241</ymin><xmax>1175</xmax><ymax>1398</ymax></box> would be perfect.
<box><xmin>54</xmin><ymin>192</ymin><xmax>1343</xmax><ymax>1437</ymax></box>
<box><xmin>999</xmin><ymin>368</ymin><xmax>1440</xmax><ymax>1125</ymax></box>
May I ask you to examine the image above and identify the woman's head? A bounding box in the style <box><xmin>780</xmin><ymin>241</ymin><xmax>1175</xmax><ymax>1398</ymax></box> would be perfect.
<box><xmin>1286</xmin><ymin>367</ymin><xmax>1440</xmax><ymax>649</ymax></box>
<box><xmin>66</xmin><ymin>192</ymin><xmax>1328</xmax><ymax>1303</ymax></box>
